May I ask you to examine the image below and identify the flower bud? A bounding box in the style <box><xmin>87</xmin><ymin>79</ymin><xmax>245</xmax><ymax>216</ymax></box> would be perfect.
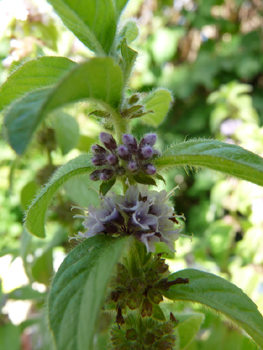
<box><xmin>100</xmin><ymin>169</ymin><xmax>114</xmax><ymax>181</ymax></box>
<box><xmin>140</xmin><ymin>133</ymin><xmax>157</xmax><ymax>147</ymax></box>
<box><xmin>91</xmin><ymin>144</ymin><xmax>107</xmax><ymax>154</ymax></box>
<box><xmin>140</xmin><ymin>146</ymin><xmax>153</xmax><ymax>159</ymax></box>
<box><xmin>99</xmin><ymin>132</ymin><xmax>117</xmax><ymax>150</ymax></box>
<box><xmin>129</xmin><ymin>94</ymin><xmax>140</xmax><ymax>105</ymax></box>
<box><xmin>128</xmin><ymin>161</ymin><xmax>138</xmax><ymax>172</ymax></box>
<box><xmin>107</xmin><ymin>154</ymin><xmax>118</xmax><ymax>165</ymax></box>
<box><xmin>122</xmin><ymin>134</ymin><xmax>138</xmax><ymax>150</ymax></box>
<box><xmin>91</xmin><ymin>154</ymin><xmax>107</xmax><ymax>166</ymax></box>
<box><xmin>144</xmin><ymin>163</ymin><xmax>156</xmax><ymax>175</ymax></box>
<box><xmin>118</xmin><ymin>145</ymin><xmax>130</xmax><ymax>160</ymax></box>
<box><xmin>89</xmin><ymin>170</ymin><xmax>101</xmax><ymax>181</ymax></box>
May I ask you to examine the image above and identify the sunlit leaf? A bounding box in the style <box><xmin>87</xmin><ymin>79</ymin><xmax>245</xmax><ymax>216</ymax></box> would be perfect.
<box><xmin>53</xmin><ymin>112</ymin><xmax>79</xmax><ymax>155</ymax></box>
<box><xmin>0</xmin><ymin>56</ymin><xmax>76</xmax><ymax>111</ymax></box>
<box><xmin>141</xmin><ymin>89</ymin><xmax>173</xmax><ymax>127</ymax></box>
<box><xmin>47</xmin><ymin>0</ymin><xmax>116</xmax><ymax>54</ymax></box>
<box><xmin>153</xmin><ymin>140</ymin><xmax>263</xmax><ymax>187</ymax></box>
<box><xmin>25</xmin><ymin>154</ymin><xmax>93</xmax><ymax>238</ymax></box>
<box><xmin>48</xmin><ymin>235</ymin><xmax>127</xmax><ymax>350</ymax></box>
<box><xmin>164</xmin><ymin>268</ymin><xmax>263</xmax><ymax>349</ymax></box>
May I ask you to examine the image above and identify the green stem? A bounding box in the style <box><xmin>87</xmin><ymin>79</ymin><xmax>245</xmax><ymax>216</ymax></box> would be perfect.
<box><xmin>110</xmin><ymin>108</ymin><xmax>130</xmax><ymax>144</ymax></box>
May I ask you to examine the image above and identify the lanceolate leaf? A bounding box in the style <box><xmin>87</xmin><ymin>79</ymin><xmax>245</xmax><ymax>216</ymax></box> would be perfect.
<box><xmin>0</xmin><ymin>56</ymin><xmax>76</xmax><ymax>112</ymax></box>
<box><xmin>47</xmin><ymin>0</ymin><xmax>116</xmax><ymax>54</ymax></box>
<box><xmin>164</xmin><ymin>269</ymin><xmax>263</xmax><ymax>349</ymax></box>
<box><xmin>4</xmin><ymin>58</ymin><xmax>123</xmax><ymax>155</ymax></box>
<box><xmin>153</xmin><ymin>140</ymin><xmax>263</xmax><ymax>187</ymax></box>
<box><xmin>48</xmin><ymin>235</ymin><xmax>127</xmax><ymax>350</ymax></box>
<box><xmin>120</xmin><ymin>39</ymin><xmax>138</xmax><ymax>86</ymax></box>
<box><xmin>25</xmin><ymin>154</ymin><xmax>93</xmax><ymax>238</ymax></box>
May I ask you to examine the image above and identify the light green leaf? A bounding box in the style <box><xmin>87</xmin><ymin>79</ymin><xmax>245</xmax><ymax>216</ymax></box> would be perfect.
<box><xmin>174</xmin><ymin>313</ymin><xmax>205</xmax><ymax>350</ymax></box>
<box><xmin>4</xmin><ymin>58</ymin><xmax>123</xmax><ymax>155</ymax></box>
<box><xmin>53</xmin><ymin>112</ymin><xmax>79</xmax><ymax>155</ymax></box>
<box><xmin>164</xmin><ymin>268</ymin><xmax>263</xmax><ymax>349</ymax></box>
<box><xmin>32</xmin><ymin>249</ymin><xmax>53</xmax><ymax>285</ymax></box>
<box><xmin>120</xmin><ymin>39</ymin><xmax>138</xmax><ymax>86</ymax></box>
<box><xmin>118</xmin><ymin>20</ymin><xmax>139</xmax><ymax>44</ymax></box>
<box><xmin>9</xmin><ymin>285</ymin><xmax>46</xmax><ymax>300</ymax></box>
<box><xmin>141</xmin><ymin>89</ymin><xmax>173</xmax><ymax>127</ymax></box>
<box><xmin>25</xmin><ymin>154</ymin><xmax>93</xmax><ymax>238</ymax></box>
<box><xmin>20</xmin><ymin>180</ymin><xmax>39</xmax><ymax>211</ymax></box>
<box><xmin>4</xmin><ymin>88</ymin><xmax>53</xmax><ymax>154</ymax></box>
<box><xmin>42</xmin><ymin>57</ymin><xmax>123</xmax><ymax>112</ymax></box>
<box><xmin>153</xmin><ymin>140</ymin><xmax>263</xmax><ymax>187</ymax></box>
<box><xmin>114</xmin><ymin>0</ymin><xmax>130</xmax><ymax>19</ymax></box>
<box><xmin>47</xmin><ymin>0</ymin><xmax>116</xmax><ymax>54</ymax></box>
<box><xmin>0</xmin><ymin>56</ymin><xmax>76</xmax><ymax>111</ymax></box>
<box><xmin>48</xmin><ymin>235</ymin><xmax>127</xmax><ymax>350</ymax></box>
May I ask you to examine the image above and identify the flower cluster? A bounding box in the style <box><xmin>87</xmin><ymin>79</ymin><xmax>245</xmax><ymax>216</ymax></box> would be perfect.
<box><xmin>111</xmin><ymin>313</ymin><xmax>178</xmax><ymax>350</ymax></box>
<box><xmin>76</xmin><ymin>185</ymin><xmax>184</xmax><ymax>253</ymax></box>
<box><xmin>89</xmin><ymin>132</ymin><xmax>159</xmax><ymax>182</ymax></box>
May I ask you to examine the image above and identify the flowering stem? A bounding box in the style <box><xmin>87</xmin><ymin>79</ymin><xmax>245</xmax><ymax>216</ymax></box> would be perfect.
<box><xmin>108</xmin><ymin>107</ymin><xmax>130</xmax><ymax>144</ymax></box>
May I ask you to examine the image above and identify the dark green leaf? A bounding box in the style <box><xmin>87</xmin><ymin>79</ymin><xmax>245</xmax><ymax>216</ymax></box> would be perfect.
<box><xmin>164</xmin><ymin>268</ymin><xmax>263</xmax><ymax>349</ymax></box>
<box><xmin>20</xmin><ymin>180</ymin><xmax>39</xmax><ymax>211</ymax></box>
<box><xmin>47</xmin><ymin>0</ymin><xmax>116</xmax><ymax>54</ymax></box>
<box><xmin>48</xmin><ymin>235</ymin><xmax>127</xmax><ymax>350</ymax></box>
<box><xmin>133</xmin><ymin>173</ymin><xmax>157</xmax><ymax>186</ymax></box>
<box><xmin>153</xmin><ymin>140</ymin><xmax>263</xmax><ymax>187</ymax></box>
<box><xmin>99</xmin><ymin>178</ymin><xmax>116</xmax><ymax>196</ymax></box>
<box><xmin>0</xmin><ymin>56</ymin><xmax>76</xmax><ymax>112</ymax></box>
<box><xmin>155</xmin><ymin>173</ymin><xmax>166</xmax><ymax>184</ymax></box>
<box><xmin>32</xmin><ymin>249</ymin><xmax>53</xmax><ymax>285</ymax></box>
<box><xmin>25</xmin><ymin>154</ymin><xmax>93</xmax><ymax>238</ymax></box>
<box><xmin>4</xmin><ymin>88</ymin><xmax>52</xmax><ymax>154</ymax></box>
<box><xmin>53</xmin><ymin>112</ymin><xmax>79</xmax><ymax>155</ymax></box>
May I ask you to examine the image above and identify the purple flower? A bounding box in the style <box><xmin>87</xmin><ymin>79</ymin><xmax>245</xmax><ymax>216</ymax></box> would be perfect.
<box><xmin>92</xmin><ymin>154</ymin><xmax>107</xmax><ymax>166</ymax></box>
<box><xmin>100</xmin><ymin>169</ymin><xmax>114</xmax><ymax>181</ymax></box>
<box><xmin>132</xmin><ymin>201</ymin><xmax>158</xmax><ymax>230</ymax></box>
<box><xmin>89</xmin><ymin>170</ymin><xmax>101</xmax><ymax>181</ymax></box>
<box><xmin>128</xmin><ymin>161</ymin><xmax>138</xmax><ymax>172</ymax></box>
<box><xmin>144</xmin><ymin>163</ymin><xmax>156</xmax><ymax>175</ymax></box>
<box><xmin>118</xmin><ymin>145</ymin><xmax>130</xmax><ymax>160</ymax></box>
<box><xmin>91</xmin><ymin>144</ymin><xmax>107</xmax><ymax>154</ymax></box>
<box><xmin>107</xmin><ymin>154</ymin><xmax>118</xmax><ymax>165</ymax></box>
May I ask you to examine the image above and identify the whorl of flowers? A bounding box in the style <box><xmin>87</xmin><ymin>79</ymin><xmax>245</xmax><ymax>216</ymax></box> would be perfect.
<box><xmin>75</xmin><ymin>185</ymin><xmax>184</xmax><ymax>253</ymax></box>
<box><xmin>89</xmin><ymin>132</ymin><xmax>159</xmax><ymax>182</ymax></box>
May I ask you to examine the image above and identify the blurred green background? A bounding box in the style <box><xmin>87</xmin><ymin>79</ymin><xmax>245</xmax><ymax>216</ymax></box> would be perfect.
<box><xmin>0</xmin><ymin>0</ymin><xmax>263</xmax><ymax>349</ymax></box>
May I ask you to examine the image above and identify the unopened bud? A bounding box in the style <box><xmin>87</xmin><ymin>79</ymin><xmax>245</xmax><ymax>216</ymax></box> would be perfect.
<box><xmin>127</xmin><ymin>292</ymin><xmax>143</xmax><ymax>310</ymax></box>
<box><xmin>144</xmin><ymin>163</ymin><xmax>156</xmax><ymax>175</ymax></box>
<box><xmin>140</xmin><ymin>146</ymin><xmax>153</xmax><ymax>159</ymax></box>
<box><xmin>99</xmin><ymin>132</ymin><xmax>117</xmax><ymax>150</ymax></box>
<box><xmin>129</xmin><ymin>94</ymin><xmax>140</xmax><ymax>105</ymax></box>
<box><xmin>128</xmin><ymin>161</ymin><xmax>138</xmax><ymax>172</ymax></box>
<box><xmin>122</xmin><ymin>134</ymin><xmax>137</xmax><ymax>150</ymax></box>
<box><xmin>91</xmin><ymin>154</ymin><xmax>107</xmax><ymax>166</ymax></box>
<box><xmin>91</xmin><ymin>144</ymin><xmax>107</xmax><ymax>154</ymax></box>
<box><xmin>100</xmin><ymin>169</ymin><xmax>114</xmax><ymax>181</ymax></box>
<box><xmin>118</xmin><ymin>145</ymin><xmax>130</xmax><ymax>160</ymax></box>
<box><xmin>140</xmin><ymin>133</ymin><xmax>157</xmax><ymax>147</ymax></box>
<box><xmin>107</xmin><ymin>154</ymin><xmax>118</xmax><ymax>165</ymax></box>
<box><xmin>89</xmin><ymin>170</ymin><xmax>101</xmax><ymax>181</ymax></box>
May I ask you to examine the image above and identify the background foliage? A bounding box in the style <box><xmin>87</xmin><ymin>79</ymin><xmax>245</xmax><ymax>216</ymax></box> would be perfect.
<box><xmin>0</xmin><ymin>0</ymin><xmax>263</xmax><ymax>349</ymax></box>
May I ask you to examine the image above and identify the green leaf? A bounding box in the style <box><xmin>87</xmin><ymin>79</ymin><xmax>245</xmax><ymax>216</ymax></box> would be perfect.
<box><xmin>53</xmin><ymin>112</ymin><xmax>79</xmax><ymax>155</ymax></box>
<box><xmin>141</xmin><ymin>89</ymin><xmax>173</xmax><ymax>127</ymax></box>
<box><xmin>25</xmin><ymin>154</ymin><xmax>93</xmax><ymax>238</ymax></box>
<box><xmin>120</xmin><ymin>39</ymin><xmax>138</xmax><ymax>86</ymax></box>
<box><xmin>153</xmin><ymin>140</ymin><xmax>263</xmax><ymax>187</ymax></box>
<box><xmin>4</xmin><ymin>88</ymin><xmax>52</xmax><ymax>154</ymax></box>
<box><xmin>0</xmin><ymin>324</ymin><xmax>20</xmax><ymax>350</ymax></box>
<box><xmin>174</xmin><ymin>313</ymin><xmax>205</xmax><ymax>350</ymax></box>
<box><xmin>20</xmin><ymin>180</ymin><xmax>39</xmax><ymax>211</ymax></box>
<box><xmin>99</xmin><ymin>178</ymin><xmax>116</xmax><ymax>196</ymax></box>
<box><xmin>4</xmin><ymin>58</ymin><xmax>123</xmax><ymax>154</ymax></box>
<box><xmin>32</xmin><ymin>249</ymin><xmax>53</xmax><ymax>285</ymax></box>
<box><xmin>47</xmin><ymin>0</ymin><xmax>116</xmax><ymax>54</ymax></box>
<box><xmin>0</xmin><ymin>56</ymin><xmax>76</xmax><ymax>112</ymax></box>
<box><xmin>48</xmin><ymin>235</ymin><xmax>127</xmax><ymax>350</ymax></box>
<box><xmin>118</xmin><ymin>20</ymin><xmax>139</xmax><ymax>44</ymax></box>
<box><xmin>114</xmin><ymin>0</ymin><xmax>130</xmax><ymax>19</ymax></box>
<box><xmin>133</xmin><ymin>173</ymin><xmax>157</xmax><ymax>186</ymax></box>
<box><xmin>42</xmin><ymin>57</ymin><xmax>123</xmax><ymax>112</ymax></box>
<box><xmin>8</xmin><ymin>285</ymin><xmax>45</xmax><ymax>300</ymax></box>
<box><xmin>164</xmin><ymin>268</ymin><xmax>263</xmax><ymax>349</ymax></box>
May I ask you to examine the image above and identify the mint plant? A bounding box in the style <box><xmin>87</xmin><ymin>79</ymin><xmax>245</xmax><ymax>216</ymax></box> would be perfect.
<box><xmin>1</xmin><ymin>1</ymin><xmax>263</xmax><ymax>349</ymax></box>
